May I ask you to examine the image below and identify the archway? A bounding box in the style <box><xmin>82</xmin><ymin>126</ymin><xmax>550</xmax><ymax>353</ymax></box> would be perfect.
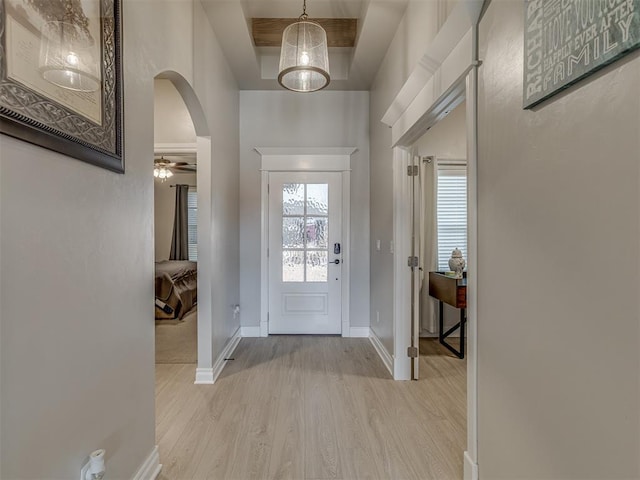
<box><xmin>152</xmin><ymin>71</ymin><xmax>213</xmax><ymax>379</ymax></box>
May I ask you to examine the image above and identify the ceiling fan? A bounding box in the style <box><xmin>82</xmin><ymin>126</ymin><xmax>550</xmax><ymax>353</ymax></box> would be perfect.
<box><xmin>153</xmin><ymin>155</ymin><xmax>197</xmax><ymax>180</ymax></box>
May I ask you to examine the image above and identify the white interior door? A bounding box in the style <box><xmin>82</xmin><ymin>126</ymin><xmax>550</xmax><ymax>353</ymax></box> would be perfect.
<box><xmin>268</xmin><ymin>172</ymin><xmax>342</xmax><ymax>334</ymax></box>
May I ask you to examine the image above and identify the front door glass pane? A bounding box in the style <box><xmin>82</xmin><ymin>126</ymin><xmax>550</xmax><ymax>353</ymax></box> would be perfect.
<box><xmin>306</xmin><ymin>251</ymin><xmax>328</xmax><ymax>282</ymax></box>
<box><xmin>282</xmin><ymin>183</ymin><xmax>329</xmax><ymax>282</ymax></box>
<box><xmin>283</xmin><ymin>217</ymin><xmax>304</xmax><ymax>248</ymax></box>
<box><xmin>282</xmin><ymin>250</ymin><xmax>304</xmax><ymax>282</ymax></box>
<box><xmin>306</xmin><ymin>184</ymin><xmax>328</xmax><ymax>215</ymax></box>
<box><xmin>283</xmin><ymin>183</ymin><xmax>304</xmax><ymax>215</ymax></box>
<box><xmin>305</xmin><ymin>217</ymin><xmax>328</xmax><ymax>248</ymax></box>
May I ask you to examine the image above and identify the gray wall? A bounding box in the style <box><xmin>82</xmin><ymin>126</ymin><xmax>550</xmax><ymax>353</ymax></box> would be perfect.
<box><xmin>239</xmin><ymin>90</ymin><xmax>370</xmax><ymax>330</ymax></box>
<box><xmin>0</xmin><ymin>1</ymin><xmax>239</xmax><ymax>478</ymax></box>
<box><xmin>369</xmin><ymin>0</ymin><xmax>443</xmax><ymax>353</ymax></box>
<box><xmin>477</xmin><ymin>1</ymin><xmax>640</xmax><ymax>477</ymax></box>
<box><xmin>194</xmin><ymin>1</ymin><xmax>241</xmax><ymax>356</ymax></box>
<box><xmin>413</xmin><ymin>100</ymin><xmax>467</xmax><ymax>164</ymax></box>
<box><xmin>154</xmin><ymin>78</ymin><xmax>197</xmax><ymax>145</ymax></box>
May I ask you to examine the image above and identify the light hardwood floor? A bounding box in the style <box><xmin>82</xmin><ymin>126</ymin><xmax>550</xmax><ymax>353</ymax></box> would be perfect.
<box><xmin>156</xmin><ymin>336</ymin><xmax>466</xmax><ymax>480</ymax></box>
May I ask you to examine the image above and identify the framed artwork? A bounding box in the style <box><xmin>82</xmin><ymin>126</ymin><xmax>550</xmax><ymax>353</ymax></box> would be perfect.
<box><xmin>524</xmin><ymin>0</ymin><xmax>640</xmax><ymax>109</ymax></box>
<box><xmin>0</xmin><ymin>0</ymin><xmax>123</xmax><ymax>173</ymax></box>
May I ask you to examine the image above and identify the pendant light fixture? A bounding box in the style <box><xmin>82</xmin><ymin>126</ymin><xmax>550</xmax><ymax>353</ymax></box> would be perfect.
<box><xmin>37</xmin><ymin>1</ymin><xmax>100</xmax><ymax>92</ymax></box>
<box><xmin>278</xmin><ymin>0</ymin><xmax>330</xmax><ymax>92</ymax></box>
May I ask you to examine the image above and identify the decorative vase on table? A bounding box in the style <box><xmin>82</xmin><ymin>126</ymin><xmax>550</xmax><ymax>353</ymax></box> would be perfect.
<box><xmin>448</xmin><ymin>248</ymin><xmax>466</xmax><ymax>279</ymax></box>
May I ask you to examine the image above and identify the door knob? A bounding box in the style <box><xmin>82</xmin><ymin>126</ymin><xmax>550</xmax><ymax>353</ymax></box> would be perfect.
<box><xmin>331</xmin><ymin>259</ymin><xmax>340</xmax><ymax>265</ymax></box>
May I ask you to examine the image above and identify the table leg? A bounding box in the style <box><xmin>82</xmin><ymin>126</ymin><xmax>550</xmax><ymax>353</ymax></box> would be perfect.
<box><xmin>438</xmin><ymin>300</ymin><xmax>444</xmax><ymax>344</ymax></box>
<box><xmin>438</xmin><ymin>305</ymin><xmax>466</xmax><ymax>359</ymax></box>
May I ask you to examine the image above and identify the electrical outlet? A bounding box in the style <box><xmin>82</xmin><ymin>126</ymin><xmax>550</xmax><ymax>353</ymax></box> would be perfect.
<box><xmin>376</xmin><ymin>311</ymin><xmax>380</xmax><ymax>323</ymax></box>
<box><xmin>80</xmin><ymin>461</ymin><xmax>90</xmax><ymax>480</ymax></box>
<box><xmin>376</xmin><ymin>239</ymin><xmax>381</xmax><ymax>251</ymax></box>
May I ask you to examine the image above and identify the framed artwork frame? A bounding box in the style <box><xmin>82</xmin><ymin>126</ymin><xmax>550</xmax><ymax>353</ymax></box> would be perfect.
<box><xmin>0</xmin><ymin>0</ymin><xmax>124</xmax><ymax>173</ymax></box>
<box><xmin>523</xmin><ymin>0</ymin><xmax>640</xmax><ymax>109</ymax></box>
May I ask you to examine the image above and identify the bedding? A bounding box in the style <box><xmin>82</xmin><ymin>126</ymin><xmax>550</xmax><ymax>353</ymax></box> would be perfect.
<box><xmin>155</xmin><ymin>260</ymin><xmax>197</xmax><ymax>320</ymax></box>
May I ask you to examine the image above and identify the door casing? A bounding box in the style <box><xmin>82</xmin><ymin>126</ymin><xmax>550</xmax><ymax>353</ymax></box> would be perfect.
<box><xmin>256</xmin><ymin>147</ymin><xmax>355</xmax><ymax>337</ymax></box>
<box><xmin>267</xmin><ymin>171</ymin><xmax>343</xmax><ymax>334</ymax></box>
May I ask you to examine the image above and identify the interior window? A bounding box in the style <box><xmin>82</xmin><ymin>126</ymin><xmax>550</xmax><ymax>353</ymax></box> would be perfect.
<box><xmin>187</xmin><ymin>188</ymin><xmax>197</xmax><ymax>261</ymax></box>
<box><xmin>437</xmin><ymin>163</ymin><xmax>467</xmax><ymax>270</ymax></box>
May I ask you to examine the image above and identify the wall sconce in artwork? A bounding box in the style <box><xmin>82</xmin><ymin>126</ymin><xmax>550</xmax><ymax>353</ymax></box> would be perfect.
<box><xmin>1</xmin><ymin>0</ymin><xmax>124</xmax><ymax>172</ymax></box>
<box><xmin>39</xmin><ymin>20</ymin><xmax>100</xmax><ymax>92</ymax></box>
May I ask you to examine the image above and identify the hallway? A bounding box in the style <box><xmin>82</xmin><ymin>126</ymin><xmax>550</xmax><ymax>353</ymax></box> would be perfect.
<box><xmin>156</xmin><ymin>336</ymin><xmax>466</xmax><ymax>479</ymax></box>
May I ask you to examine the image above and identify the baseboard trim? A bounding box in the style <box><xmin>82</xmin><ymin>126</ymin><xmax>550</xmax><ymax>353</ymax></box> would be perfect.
<box><xmin>195</xmin><ymin>367</ymin><xmax>214</xmax><ymax>384</ymax></box>
<box><xmin>349</xmin><ymin>327</ymin><xmax>370</xmax><ymax>337</ymax></box>
<box><xmin>240</xmin><ymin>326</ymin><xmax>261</xmax><ymax>337</ymax></box>
<box><xmin>369</xmin><ymin>328</ymin><xmax>393</xmax><ymax>376</ymax></box>
<box><xmin>464</xmin><ymin>451</ymin><xmax>478</xmax><ymax>480</ymax></box>
<box><xmin>131</xmin><ymin>446</ymin><xmax>161</xmax><ymax>480</ymax></box>
<box><xmin>194</xmin><ymin>327</ymin><xmax>241</xmax><ymax>385</ymax></box>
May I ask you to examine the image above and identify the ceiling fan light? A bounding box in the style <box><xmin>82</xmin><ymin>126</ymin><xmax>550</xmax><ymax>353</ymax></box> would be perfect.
<box><xmin>278</xmin><ymin>16</ymin><xmax>330</xmax><ymax>92</ymax></box>
<box><xmin>154</xmin><ymin>164</ymin><xmax>175</xmax><ymax>181</ymax></box>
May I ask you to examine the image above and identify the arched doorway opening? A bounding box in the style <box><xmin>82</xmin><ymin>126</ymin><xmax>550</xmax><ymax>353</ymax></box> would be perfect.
<box><xmin>152</xmin><ymin>71</ymin><xmax>213</xmax><ymax>378</ymax></box>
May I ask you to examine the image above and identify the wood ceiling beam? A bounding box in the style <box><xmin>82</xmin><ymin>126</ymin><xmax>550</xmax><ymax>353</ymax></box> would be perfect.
<box><xmin>252</xmin><ymin>18</ymin><xmax>357</xmax><ymax>47</ymax></box>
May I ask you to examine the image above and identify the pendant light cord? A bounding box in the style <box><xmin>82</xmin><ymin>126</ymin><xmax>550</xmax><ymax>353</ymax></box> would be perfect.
<box><xmin>300</xmin><ymin>0</ymin><xmax>308</xmax><ymax>20</ymax></box>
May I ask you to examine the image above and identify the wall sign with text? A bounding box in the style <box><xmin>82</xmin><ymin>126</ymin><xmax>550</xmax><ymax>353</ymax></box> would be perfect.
<box><xmin>524</xmin><ymin>0</ymin><xmax>640</xmax><ymax>109</ymax></box>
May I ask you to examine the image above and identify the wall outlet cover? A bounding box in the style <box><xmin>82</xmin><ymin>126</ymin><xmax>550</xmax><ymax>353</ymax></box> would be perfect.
<box><xmin>80</xmin><ymin>461</ymin><xmax>90</xmax><ymax>480</ymax></box>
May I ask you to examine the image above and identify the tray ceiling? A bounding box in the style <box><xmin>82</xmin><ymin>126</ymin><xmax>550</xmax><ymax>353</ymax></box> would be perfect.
<box><xmin>201</xmin><ymin>0</ymin><xmax>409</xmax><ymax>90</ymax></box>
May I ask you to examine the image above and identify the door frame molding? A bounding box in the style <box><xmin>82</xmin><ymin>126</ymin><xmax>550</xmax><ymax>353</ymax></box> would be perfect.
<box><xmin>256</xmin><ymin>147</ymin><xmax>356</xmax><ymax>337</ymax></box>
<box><xmin>381</xmin><ymin>2</ymin><xmax>483</xmax><ymax>476</ymax></box>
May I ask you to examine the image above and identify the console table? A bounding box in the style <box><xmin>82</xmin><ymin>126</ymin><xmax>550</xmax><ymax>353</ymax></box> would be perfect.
<box><xmin>428</xmin><ymin>271</ymin><xmax>466</xmax><ymax>359</ymax></box>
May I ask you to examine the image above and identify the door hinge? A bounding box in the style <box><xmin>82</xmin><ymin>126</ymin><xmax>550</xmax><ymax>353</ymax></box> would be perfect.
<box><xmin>407</xmin><ymin>346</ymin><xmax>418</xmax><ymax>358</ymax></box>
<box><xmin>407</xmin><ymin>165</ymin><xmax>419</xmax><ymax>176</ymax></box>
<box><xmin>407</xmin><ymin>256</ymin><xmax>419</xmax><ymax>267</ymax></box>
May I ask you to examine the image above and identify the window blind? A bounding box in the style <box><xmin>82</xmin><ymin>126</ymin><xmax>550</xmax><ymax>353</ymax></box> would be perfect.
<box><xmin>437</xmin><ymin>164</ymin><xmax>467</xmax><ymax>271</ymax></box>
<box><xmin>187</xmin><ymin>188</ymin><xmax>198</xmax><ymax>261</ymax></box>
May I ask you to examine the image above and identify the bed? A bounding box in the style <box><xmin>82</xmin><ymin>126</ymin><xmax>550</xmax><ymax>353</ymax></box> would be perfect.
<box><xmin>155</xmin><ymin>260</ymin><xmax>197</xmax><ymax>320</ymax></box>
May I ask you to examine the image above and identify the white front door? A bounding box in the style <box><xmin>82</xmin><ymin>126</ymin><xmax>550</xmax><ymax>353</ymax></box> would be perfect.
<box><xmin>268</xmin><ymin>172</ymin><xmax>342</xmax><ymax>334</ymax></box>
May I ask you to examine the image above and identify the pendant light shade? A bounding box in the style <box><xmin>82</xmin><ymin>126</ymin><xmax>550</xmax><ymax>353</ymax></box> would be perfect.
<box><xmin>278</xmin><ymin>1</ymin><xmax>330</xmax><ymax>92</ymax></box>
<box><xmin>39</xmin><ymin>21</ymin><xmax>100</xmax><ymax>92</ymax></box>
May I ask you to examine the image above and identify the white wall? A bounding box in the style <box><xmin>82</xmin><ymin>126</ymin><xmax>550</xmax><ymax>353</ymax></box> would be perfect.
<box><xmin>477</xmin><ymin>1</ymin><xmax>640</xmax><ymax>477</ymax></box>
<box><xmin>239</xmin><ymin>91</ymin><xmax>370</xmax><ymax>330</ymax></box>
<box><xmin>0</xmin><ymin>1</ymin><xmax>239</xmax><ymax>478</ymax></box>
<box><xmin>413</xmin><ymin>100</ymin><xmax>466</xmax><ymax>159</ymax></box>
<box><xmin>193</xmin><ymin>0</ymin><xmax>240</xmax><ymax>358</ymax></box>
<box><xmin>154</xmin><ymin>173</ymin><xmax>197</xmax><ymax>261</ymax></box>
<box><xmin>369</xmin><ymin>0</ymin><xmax>444</xmax><ymax>353</ymax></box>
<box><xmin>154</xmin><ymin>78</ymin><xmax>197</xmax><ymax>145</ymax></box>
